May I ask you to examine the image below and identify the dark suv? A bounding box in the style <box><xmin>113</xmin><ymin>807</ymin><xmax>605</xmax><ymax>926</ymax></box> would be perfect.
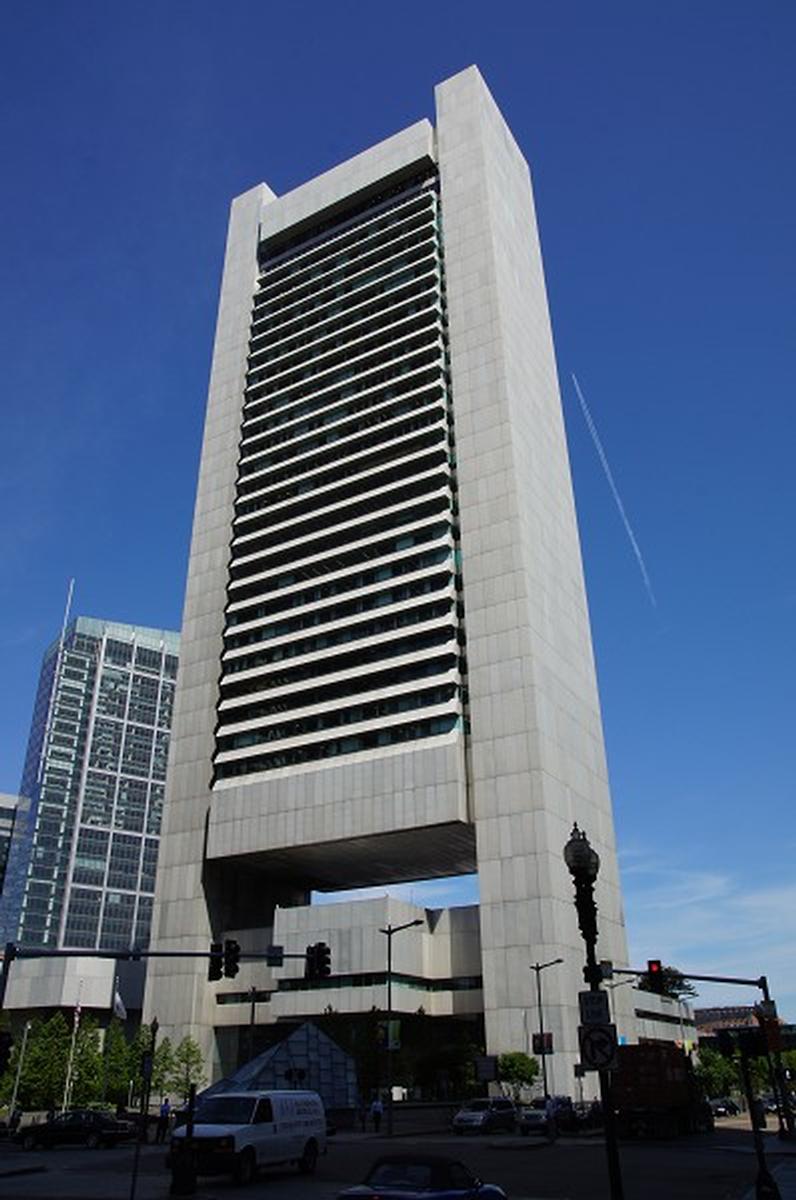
<box><xmin>452</xmin><ymin>1098</ymin><xmax>516</xmax><ymax>1134</ymax></box>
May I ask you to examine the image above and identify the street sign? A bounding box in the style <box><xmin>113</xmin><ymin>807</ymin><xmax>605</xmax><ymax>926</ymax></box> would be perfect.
<box><xmin>579</xmin><ymin>990</ymin><xmax>610</xmax><ymax>1026</ymax></box>
<box><xmin>532</xmin><ymin>1032</ymin><xmax>553</xmax><ymax>1055</ymax></box>
<box><xmin>578</xmin><ymin>1023</ymin><xmax>618</xmax><ymax>1071</ymax></box>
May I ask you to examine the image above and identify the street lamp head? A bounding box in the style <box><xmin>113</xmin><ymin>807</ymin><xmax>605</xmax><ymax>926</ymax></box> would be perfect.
<box><xmin>563</xmin><ymin>823</ymin><xmax>600</xmax><ymax>882</ymax></box>
<box><xmin>380</xmin><ymin>918</ymin><xmax>425</xmax><ymax>936</ymax></box>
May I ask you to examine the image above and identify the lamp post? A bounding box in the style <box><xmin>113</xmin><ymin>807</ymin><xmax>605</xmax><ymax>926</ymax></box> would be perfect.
<box><xmin>564</xmin><ymin>823</ymin><xmax>624</xmax><ymax>1200</ymax></box>
<box><xmin>379</xmin><ymin>918</ymin><xmax>423</xmax><ymax>1136</ymax></box>
<box><xmin>9</xmin><ymin>1020</ymin><xmax>32</xmax><ymax>1116</ymax></box>
<box><xmin>530</xmin><ymin>959</ymin><xmax>563</xmax><ymax>1099</ymax></box>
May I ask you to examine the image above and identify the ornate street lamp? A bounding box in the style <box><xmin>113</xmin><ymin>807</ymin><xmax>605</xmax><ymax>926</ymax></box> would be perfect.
<box><xmin>564</xmin><ymin>823</ymin><xmax>624</xmax><ymax>1200</ymax></box>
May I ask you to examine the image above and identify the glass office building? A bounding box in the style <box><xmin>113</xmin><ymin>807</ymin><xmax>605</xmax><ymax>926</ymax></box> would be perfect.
<box><xmin>0</xmin><ymin>795</ymin><xmax>18</xmax><ymax>894</ymax></box>
<box><xmin>0</xmin><ymin>618</ymin><xmax>179</xmax><ymax>953</ymax></box>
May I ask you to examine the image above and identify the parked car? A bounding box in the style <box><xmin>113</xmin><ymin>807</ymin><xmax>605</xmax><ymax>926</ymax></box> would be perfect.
<box><xmin>517</xmin><ymin>1096</ymin><xmax>574</xmax><ymax>1136</ymax></box>
<box><xmin>336</xmin><ymin>1154</ymin><xmax>508</xmax><ymax>1200</ymax></box>
<box><xmin>452</xmin><ymin>1097</ymin><xmax>516</xmax><ymax>1135</ymax></box>
<box><xmin>16</xmin><ymin>1109</ymin><xmax>136</xmax><ymax>1150</ymax></box>
<box><xmin>517</xmin><ymin>1100</ymin><xmax>549</xmax><ymax>1137</ymax></box>
<box><xmin>709</xmin><ymin>1097</ymin><xmax>740</xmax><ymax>1118</ymax></box>
<box><xmin>170</xmin><ymin>1090</ymin><xmax>326</xmax><ymax>1186</ymax></box>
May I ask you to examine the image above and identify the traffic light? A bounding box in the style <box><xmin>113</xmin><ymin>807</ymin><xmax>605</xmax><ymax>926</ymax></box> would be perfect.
<box><xmin>223</xmin><ymin>939</ymin><xmax>241</xmax><ymax>979</ymax></box>
<box><xmin>646</xmin><ymin>960</ymin><xmax>664</xmax><ymax>995</ymax></box>
<box><xmin>305</xmin><ymin>942</ymin><xmax>332</xmax><ymax>981</ymax></box>
<box><xmin>208</xmin><ymin>941</ymin><xmax>223</xmax><ymax>982</ymax></box>
<box><xmin>716</xmin><ymin>1030</ymin><xmax>736</xmax><ymax>1059</ymax></box>
<box><xmin>316</xmin><ymin>942</ymin><xmax>331</xmax><ymax>979</ymax></box>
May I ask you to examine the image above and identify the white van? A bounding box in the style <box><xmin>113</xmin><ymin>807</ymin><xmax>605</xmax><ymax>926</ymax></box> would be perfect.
<box><xmin>170</xmin><ymin>1089</ymin><xmax>326</xmax><ymax>1185</ymax></box>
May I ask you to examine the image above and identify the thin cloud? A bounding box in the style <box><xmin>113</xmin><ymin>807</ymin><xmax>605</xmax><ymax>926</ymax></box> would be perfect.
<box><xmin>571</xmin><ymin>373</ymin><xmax>656</xmax><ymax>608</ymax></box>
<box><xmin>622</xmin><ymin>853</ymin><xmax>796</xmax><ymax>1017</ymax></box>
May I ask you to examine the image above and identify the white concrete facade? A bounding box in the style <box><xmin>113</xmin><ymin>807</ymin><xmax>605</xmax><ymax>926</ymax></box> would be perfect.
<box><xmin>144</xmin><ymin>67</ymin><xmax>631</xmax><ymax>1096</ymax></box>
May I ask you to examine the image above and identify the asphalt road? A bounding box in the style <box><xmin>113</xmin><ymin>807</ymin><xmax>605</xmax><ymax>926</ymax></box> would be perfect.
<box><xmin>0</xmin><ymin>1124</ymin><xmax>792</xmax><ymax>1200</ymax></box>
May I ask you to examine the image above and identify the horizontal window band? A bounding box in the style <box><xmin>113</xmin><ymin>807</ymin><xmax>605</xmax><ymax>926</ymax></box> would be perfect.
<box><xmin>232</xmin><ymin>446</ymin><xmax>449</xmax><ymax>537</ymax></box>
<box><xmin>237</xmin><ymin>379</ymin><xmax>447</xmax><ymax>483</ymax></box>
<box><xmin>217</xmin><ymin>662</ymin><xmax>459</xmax><ymax>733</ymax></box>
<box><xmin>226</xmin><ymin>521</ymin><xmax>453</xmax><ymax>607</ymax></box>
<box><xmin>230</xmin><ymin>471</ymin><xmax>451</xmax><ymax>566</ymax></box>
<box><xmin>248</xmin><ymin>260</ymin><xmax>440</xmax><ymax>356</ymax></box>
<box><xmin>243</xmin><ymin>327</ymin><xmax>443</xmax><ymax>435</ymax></box>
<box><xmin>257</xmin><ymin>189</ymin><xmax>435</xmax><ymax>298</ymax></box>
<box><xmin>276</xmin><ymin>970</ymin><xmax>482</xmax><ymax>995</ymax></box>
<box><xmin>254</xmin><ymin>219</ymin><xmax>437</xmax><ymax>324</ymax></box>
<box><xmin>228</xmin><ymin>495</ymin><xmax>452</xmax><ymax>584</ymax></box>
<box><xmin>258</xmin><ymin>170</ymin><xmax>438</xmax><ymax>275</ymax></box>
<box><xmin>224</xmin><ymin>571</ymin><xmax>453</xmax><ymax>653</ymax></box>
<box><xmin>221</xmin><ymin>598</ymin><xmax>454</xmax><ymax>676</ymax></box>
<box><xmin>212</xmin><ymin>713</ymin><xmax>460</xmax><ymax>780</ymax></box>
<box><xmin>234</xmin><ymin>419</ymin><xmax>448</xmax><ymax>511</ymax></box>
<box><xmin>246</xmin><ymin>302</ymin><xmax>439</xmax><ymax>401</ymax></box>
<box><xmin>250</xmin><ymin>241</ymin><xmax>438</xmax><ymax>344</ymax></box>
<box><xmin>215</xmin><ymin>692</ymin><xmax>459</xmax><ymax>758</ymax></box>
<box><xmin>247</xmin><ymin>286</ymin><xmax>440</xmax><ymax>386</ymax></box>
<box><xmin>240</xmin><ymin>348</ymin><xmax>445</xmax><ymax>460</ymax></box>
<box><xmin>217</xmin><ymin>624</ymin><xmax>459</xmax><ymax>703</ymax></box>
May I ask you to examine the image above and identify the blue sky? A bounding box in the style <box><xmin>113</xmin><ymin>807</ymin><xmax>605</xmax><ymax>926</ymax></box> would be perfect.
<box><xmin>1</xmin><ymin>2</ymin><xmax>794</xmax><ymax>1017</ymax></box>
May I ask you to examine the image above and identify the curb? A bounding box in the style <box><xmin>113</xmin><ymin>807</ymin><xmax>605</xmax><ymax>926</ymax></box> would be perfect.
<box><xmin>0</xmin><ymin>1164</ymin><xmax>48</xmax><ymax>1178</ymax></box>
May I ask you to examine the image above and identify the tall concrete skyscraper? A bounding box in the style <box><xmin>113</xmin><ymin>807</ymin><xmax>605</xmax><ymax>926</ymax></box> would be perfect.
<box><xmin>145</xmin><ymin>67</ymin><xmax>630</xmax><ymax>1091</ymax></box>
<box><xmin>1</xmin><ymin>617</ymin><xmax>179</xmax><ymax>1016</ymax></box>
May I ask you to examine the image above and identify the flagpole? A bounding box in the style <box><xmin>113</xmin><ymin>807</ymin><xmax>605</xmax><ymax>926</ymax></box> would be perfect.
<box><xmin>62</xmin><ymin>978</ymin><xmax>82</xmax><ymax>1112</ymax></box>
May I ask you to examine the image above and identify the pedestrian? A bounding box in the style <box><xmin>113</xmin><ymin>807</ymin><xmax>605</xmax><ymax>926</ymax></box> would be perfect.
<box><xmin>156</xmin><ymin>1097</ymin><xmax>171</xmax><ymax>1144</ymax></box>
<box><xmin>370</xmin><ymin>1095</ymin><xmax>383</xmax><ymax>1133</ymax></box>
<box><xmin>544</xmin><ymin>1095</ymin><xmax>558</xmax><ymax>1143</ymax></box>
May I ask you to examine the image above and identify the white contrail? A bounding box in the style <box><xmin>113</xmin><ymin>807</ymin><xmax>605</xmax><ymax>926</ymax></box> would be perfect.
<box><xmin>571</xmin><ymin>372</ymin><xmax>656</xmax><ymax>608</ymax></box>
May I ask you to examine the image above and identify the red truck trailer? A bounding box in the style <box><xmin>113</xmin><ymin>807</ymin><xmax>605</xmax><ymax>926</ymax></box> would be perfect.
<box><xmin>612</xmin><ymin>1043</ymin><xmax>714</xmax><ymax>1138</ymax></box>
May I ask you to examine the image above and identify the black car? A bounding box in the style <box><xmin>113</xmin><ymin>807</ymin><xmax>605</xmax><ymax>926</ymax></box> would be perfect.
<box><xmin>17</xmin><ymin>1108</ymin><xmax>136</xmax><ymax>1150</ymax></box>
<box><xmin>337</xmin><ymin>1154</ymin><xmax>508</xmax><ymax>1200</ymax></box>
<box><xmin>710</xmin><ymin>1097</ymin><xmax>740</xmax><ymax>1118</ymax></box>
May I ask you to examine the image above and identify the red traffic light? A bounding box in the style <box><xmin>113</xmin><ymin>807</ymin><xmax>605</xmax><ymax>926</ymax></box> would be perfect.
<box><xmin>646</xmin><ymin>960</ymin><xmax>664</xmax><ymax>994</ymax></box>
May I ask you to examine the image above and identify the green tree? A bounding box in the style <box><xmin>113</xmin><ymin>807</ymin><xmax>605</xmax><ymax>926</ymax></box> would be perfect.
<box><xmin>694</xmin><ymin>1047</ymin><xmax>740</xmax><ymax>1099</ymax></box>
<box><xmin>637</xmin><ymin>965</ymin><xmax>697</xmax><ymax>1000</ymax></box>
<box><xmin>69</xmin><ymin>1016</ymin><xmax>103</xmax><ymax>1106</ymax></box>
<box><xmin>498</xmin><ymin>1051</ymin><xmax>539</xmax><ymax>1100</ymax></box>
<box><xmin>102</xmin><ymin>1019</ymin><xmax>133</xmax><ymax>1107</ymax></box>
<box><xmin>152</xmin><ymin>1036</ymin><xmax>175</xmax><ymax>1102</ymax></box>
<box><xmin>169</xmin><ymin>1037</ymin><xmax>206</xmax><ymax>1103</ymax></box>
<box><xmin>10</xmin><ymin>1013</ymin><xmax>71</xmax><ymax>1110</ymax></box>
<box><xmin>128</xmin><ymin>1025</ymin><xmax>156</xmax><ymax>1107</ymax></box>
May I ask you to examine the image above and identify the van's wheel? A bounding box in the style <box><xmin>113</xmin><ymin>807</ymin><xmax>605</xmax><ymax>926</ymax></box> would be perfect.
<box><xmin>22</xmin><ymin>1132</ymin><xmax>38</xmax><ymax>1151</ymax></box>
<box><xmin>298</xmin><ymin>1138</ymin><xmax>318</xmax><ymax>1174</ymax></box>
<box><xmin>233</xmin><ymin>1148</ymin><xmax>256</xmax><ymax>1186</ymax></box>
<box><xmin>86</xmin><ymin>1131</ymin><xmax>101</xmax><ymax>1149</ymax></box>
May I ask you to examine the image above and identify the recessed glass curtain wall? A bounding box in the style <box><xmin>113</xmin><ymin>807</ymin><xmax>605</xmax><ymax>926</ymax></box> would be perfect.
<box><xmin>213</xmin><ymin>173</ymin><xmax>466</xmax><ymax>781</ymax></box>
